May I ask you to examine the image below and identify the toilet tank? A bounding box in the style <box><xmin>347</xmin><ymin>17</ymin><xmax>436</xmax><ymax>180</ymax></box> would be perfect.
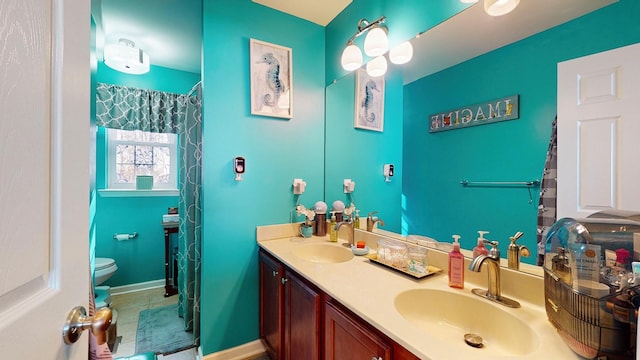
<box><xmin>544</xmin><ymin>210</ymin><xmax>640</xmax><ymax>359</ymax></box>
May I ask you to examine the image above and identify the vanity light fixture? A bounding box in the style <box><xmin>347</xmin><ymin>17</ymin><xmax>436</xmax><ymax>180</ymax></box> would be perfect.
<box><xmin>104</xmin><ymin>38</ymin><xmax>150</xmax><ymax>75</ymax></box>
<box><xmin>340</xmin><ymin>16</ymin><xmax>413</xmax><ymax>77</ymax></box>
<box><xmin>460</xmin><ymin>0</ymin><xmax>520</xmax><ymax>16</ymax></box>
<box><xmin>484</xmin><ymin>0</ymin><xmax>520</xmax><ymax>16</ymax></box>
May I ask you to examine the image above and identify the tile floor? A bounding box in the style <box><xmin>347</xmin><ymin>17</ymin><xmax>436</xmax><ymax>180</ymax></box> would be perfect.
<box><xmin>109</xmin><ymin>286</ymin><xmax>267</xmax><ymax>360</ymax></box>
<box><xmin>109</xmin><ymin>287</ymin><xmax>197</xmax><ymax>359</ymax></box>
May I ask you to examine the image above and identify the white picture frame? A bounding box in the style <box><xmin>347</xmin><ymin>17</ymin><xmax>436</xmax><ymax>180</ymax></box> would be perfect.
<box><xmin>354</xmin><ymin>68</ymin><xmax>385</xmax><ymax>131</ymax></box>
<box><xmin>250</xmin><ymin>38</ymin><xmax>293</xmax><ymax>119</ymax></box>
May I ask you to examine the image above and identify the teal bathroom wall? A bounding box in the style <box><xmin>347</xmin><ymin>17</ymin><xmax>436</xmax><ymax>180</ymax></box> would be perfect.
<box><xmin>201</xmin><ymin>0</ymin><xmax>325</xmax><ymax>354</ymax></box>
<box><xmin>324</xmin><ymin>67</ymin><xmax>404</xmax><ymax>233</ymax></box>
<box><xmin>403</xmin><ymin>0</ymin><xmax>640</xmax><ymax>261</ymax></box>
<box><xmin>95</xmin><ymin>62</ymin><xmax>200</xmax><ymax>286</ymax></box>
<box><xmin>323</xmin><ymin>0</ymin><xmax>469</xmax><ymax>233</ymax></box>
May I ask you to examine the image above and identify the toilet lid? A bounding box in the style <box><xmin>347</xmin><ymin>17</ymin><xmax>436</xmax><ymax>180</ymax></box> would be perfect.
<box><xmin>95</xmin><ymin>257</ymin><xmax>115</xmax><ymax>270</ymax></box>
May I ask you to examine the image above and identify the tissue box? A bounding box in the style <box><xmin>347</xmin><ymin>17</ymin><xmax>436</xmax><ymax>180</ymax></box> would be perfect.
<box><xmin>163</xmin><ymin>214</ymin><xmax>179</xmax><ymax>223</ymax></box>
<box><xmin>136</xmin><ymin>175</ymin><xmax>153</xmax><ymax>190</ymax></box>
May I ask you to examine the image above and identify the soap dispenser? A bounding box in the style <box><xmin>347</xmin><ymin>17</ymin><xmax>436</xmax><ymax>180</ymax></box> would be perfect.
<box><xmin>329</xmin><ymin>213</ymin><xmax>338</xmax><ymax>242</ymax></box>
<box><xmin>473</xmin><ymin>231</ymin><xmax>490</xmax><ymax>258</ymax></box>
<box><xmin>448</xmin><ymin>235</ymin><xmax>465</xmax><ymax>289</ymax></box>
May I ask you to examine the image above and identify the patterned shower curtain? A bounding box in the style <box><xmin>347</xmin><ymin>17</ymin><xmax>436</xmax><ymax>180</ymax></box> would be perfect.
<box><xmin>536</xmin><ymin>117</ymin><xmax>558</xmax><ymax>265</ymax></box>
<box><xmin>96</xmin><ymin>82</ymin><xmax>202</xmax><ymax>343</ymax></box>
<box><xmin>177</xmin><ymin>83</ymin><xmax>201</xmax><ymax>345</ymax></box>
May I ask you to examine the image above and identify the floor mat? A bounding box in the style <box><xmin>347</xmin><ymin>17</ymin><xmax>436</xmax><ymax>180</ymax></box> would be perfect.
<box><xmin>135</xmin><ymin>304</ymin><xmax>194</xmax><ymax>355</ymax></box>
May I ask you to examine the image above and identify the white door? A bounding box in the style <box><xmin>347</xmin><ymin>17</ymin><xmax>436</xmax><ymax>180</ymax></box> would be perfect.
<box><xmin>557</xmin><ymin>43</ymin><xmax>640</xmax><ymax>219</ymax></box>
<box><xmin>0</xmin><ymin>0</ymin><xmax>90</xmax><ymax>359</ymax></box>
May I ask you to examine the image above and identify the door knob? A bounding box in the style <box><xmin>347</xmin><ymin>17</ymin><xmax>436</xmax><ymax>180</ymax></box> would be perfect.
<box><xmin>62</xmin><ymin>306</ymin><xmax>112</xmax><ymax>345</ymax></box>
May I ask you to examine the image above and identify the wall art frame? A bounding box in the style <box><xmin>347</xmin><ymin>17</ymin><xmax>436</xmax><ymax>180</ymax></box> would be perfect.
<box><xmin>249</xmin><ymin>38</ymin><xmax>293</xmax><ymax>119</ymax></box>
<box><xmin>354</xmin><ymin>68</ymin><xmax>385</xmax><ymax>132</ymax></box>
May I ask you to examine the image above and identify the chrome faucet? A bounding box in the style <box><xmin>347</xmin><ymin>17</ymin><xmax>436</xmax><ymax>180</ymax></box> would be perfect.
<box><xmin>335</xmin><ymin>217</ymin><xmax>355</xmax><ymax>247</ymax></box>
<box><xmin>469</xmin><ymin>239</ymin><xmax>520</xmax><ymax>308</ymax></box>
<box><xmin>366</xmin><ymin>211</ymin><xmax>385</xmax><ymax>232</ymax></box>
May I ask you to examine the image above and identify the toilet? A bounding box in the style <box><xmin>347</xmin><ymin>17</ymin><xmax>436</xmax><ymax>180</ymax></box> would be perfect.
<box><xmin>94</xmin><ymin>257</ymin><xmax>118</xmax><ymax>308</ymax></box>
<box><xmin>95</xmin><ymin>257</ymin><xmax>118</xmax><ymax>285</ymax></box>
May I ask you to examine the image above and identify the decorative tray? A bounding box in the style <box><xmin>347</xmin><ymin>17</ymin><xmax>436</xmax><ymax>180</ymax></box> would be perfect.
<box><xmin>365</xmin><ymin>254</ymin><xmax>442</xmax><ymax>279</ymax></box>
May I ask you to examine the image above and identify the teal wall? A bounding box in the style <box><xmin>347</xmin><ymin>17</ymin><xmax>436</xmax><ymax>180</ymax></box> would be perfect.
<box><xmin>323</xmin><ymin>0</ymin><xmax>469</xmax><ymax>233</ymax></box>
<box><xmin>201</xmin><ymin>0</ymin><xmax>325</xmax><ymax>354</ymax></box>
<box><xmin>402</xmin><ymin>0</ymin><xmax>640</xmax><ymax>262</ymax></box>
<box><xmin>95</xmin><ymin>62</ymin><xmax>200</xmax><ymax>286</ymax></box>
<box><xmin>324</xmin><ymin>68</ymin><xmax>404</xmax><ymax>233</ymax></box>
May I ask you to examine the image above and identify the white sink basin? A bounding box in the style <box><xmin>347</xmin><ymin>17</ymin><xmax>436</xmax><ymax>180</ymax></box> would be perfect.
<box><xmin>291</xmin><ymin>243</ymin><xmax>354</xmax><ymax>263</ymax></box>
<box><xmin>394</xmin><ymin>289</ymin><xmax>538</xmax><ymax>356</ymax></box>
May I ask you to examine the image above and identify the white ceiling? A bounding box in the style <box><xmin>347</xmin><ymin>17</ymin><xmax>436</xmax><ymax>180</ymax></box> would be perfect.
<box><xmin>95</xmin><ymin>0</ymin><xmax>617</xmax><ymax>79</ymax></box>
<box><xmin>403</xmin><ymin>0</ymin><xmax>617</xmax><ymax>84</ymax></box>
<box><xmin>252</xmin><ymin>0</ymin><xmax>352</xmax><ymax>26</ymax></box>
<box><xmin>96</xmin><ymin>0</ymin><xmax>202</xmax><ymax>74</ymax></box>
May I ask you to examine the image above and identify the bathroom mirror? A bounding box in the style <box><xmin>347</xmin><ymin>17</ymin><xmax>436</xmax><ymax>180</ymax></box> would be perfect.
<box><xmin>324</xmin><ymin>0</ymin><xmax>618</xmax><ymax>271</ymax></box>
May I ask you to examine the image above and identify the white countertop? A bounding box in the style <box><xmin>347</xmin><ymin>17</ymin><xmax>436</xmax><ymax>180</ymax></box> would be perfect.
<box><xmin>257</xmin><ymin>223</ymin><xmax>579</xmax><ymax>360</ymax></box>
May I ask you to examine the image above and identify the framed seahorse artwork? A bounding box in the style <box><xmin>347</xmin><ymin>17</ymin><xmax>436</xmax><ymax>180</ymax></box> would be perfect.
<box><xmin>250</xmin><ymin>39</ymin><xmax>293</xmax><ymax>119</ymax></box>
<box><xmin>354</xmin><ymin>68</ymin><xmax>385</xmax><ymax>131</ymax></box>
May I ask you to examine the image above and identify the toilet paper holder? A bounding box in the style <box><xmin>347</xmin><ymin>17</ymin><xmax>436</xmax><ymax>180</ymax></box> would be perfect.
<box><xmin>113</xmin><ymin>232</ymin><xmax>138</xmax><ymax>240</ymax></box>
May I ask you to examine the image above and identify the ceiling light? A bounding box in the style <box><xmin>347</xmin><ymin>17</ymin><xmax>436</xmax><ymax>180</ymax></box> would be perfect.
<box><xmin>104</xmin><ymin>38</ymin><xmax>150</xmax><ymax>75</ymax></box>
<box><xmin>389</xmin><ymin>41</ymin><xmax>413</xmax><ymax>65</ymax></box>
<box><xmin>366</xmin><ymin>56</ymin><xmax>387</xmax><ymax>77</ymax></box>
<box><xmin>484</xmin><ymin>0</ymin><xmax>520</xmax><ymax>16</ymax></box>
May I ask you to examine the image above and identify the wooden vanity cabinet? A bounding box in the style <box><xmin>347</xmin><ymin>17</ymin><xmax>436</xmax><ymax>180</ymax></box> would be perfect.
<box><xmin>259</xmin><ymin>250</ymin><xmax>321</xmax><ymax>360</ymax></box>
<box><xmin>259</xmin><ymin>249</ymin><xmax>419</xmax><ymax>360</ymax></box>
<box><xmin>324</xmin><ymin>299</ymin><xmax>391</xmax><ymax>360</ymax></box>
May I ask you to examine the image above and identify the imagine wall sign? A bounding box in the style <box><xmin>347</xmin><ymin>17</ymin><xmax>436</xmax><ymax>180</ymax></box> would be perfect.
<box><xmin>429</xmin><ymin>95</ymin><xmax>519</xmax><ymax>133</ymax></box>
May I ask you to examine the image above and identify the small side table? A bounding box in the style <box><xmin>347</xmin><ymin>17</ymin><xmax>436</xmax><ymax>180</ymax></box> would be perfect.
<box><xmin>163</xmin><ymin>222</ymin><xmax>179</xmax><ymax>297</ymax></box>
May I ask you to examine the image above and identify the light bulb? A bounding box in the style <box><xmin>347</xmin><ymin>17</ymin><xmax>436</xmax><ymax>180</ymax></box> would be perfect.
<box><xmin>389</xmin><ymin>41</ymin><xmax>413</xmax><ymax>65</ymax></box>
<box><xmin>366</xmin><ymin>56</ymin><xmax>387</xmax><ymax>77</ymax></box>
<box><xmin>341</xmin><ymin>43</ymin><xmax>363</xmax><ymax>71</ymax></box>
<box><xmin>364</xmin><ymin>27</ymin><xmax>388</xmax><ymax>57</ymax></box>
<box><xmin>484</xmin><ymin>0</ymin><xmax>519</xmax><ymax>16</ymax></box>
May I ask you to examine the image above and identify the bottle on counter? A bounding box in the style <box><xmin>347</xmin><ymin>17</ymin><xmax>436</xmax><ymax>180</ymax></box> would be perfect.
<box><xmin>354</xmin><ymin>210</ymin><xmax>360</xmax><ymax>230</ymax></box>
<box><xmin>472</xmin><ymin>231</ymin><xmax>490</xmax><ymax>258</ymax></box>
<box><xmin>448</xmin><ymin>235</ymin><xmax>465</xmax><ymax>289</ymax></box>
<box><xmin>329</xmin><ymin>213</ymin><xmax>338</xmax><ymax>242</ymax></box>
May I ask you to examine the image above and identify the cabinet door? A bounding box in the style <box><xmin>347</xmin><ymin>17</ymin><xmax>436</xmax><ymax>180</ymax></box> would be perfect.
<box><xmin>284</xmin><ymin>270</ymin><xmax>321</xmax><ymax>360</ymax></box>
<box><xmin>324</xmin><ymin>300</ymin><xmax>391</xmax><ymax>360</ymax></box>
<box><xmin>259</xmin><ymin>250</ymin><xmax>283</xmax><ymax>359</ymax></box>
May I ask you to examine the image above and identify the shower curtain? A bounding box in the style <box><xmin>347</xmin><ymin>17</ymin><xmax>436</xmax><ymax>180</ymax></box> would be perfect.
<box><xmin>96</xmin><ymin>82</ymin><xmax>202</xmax><ymax>343</ymax></box>
<box><xmin>177</xmin><ymin>83</ymin><xmax>201</xmax><ymax>345</ymax></box>
<box><xmin>536</xmin><ymin>117</ymin><xmax>557</xmax><ymax>265</ymax></box>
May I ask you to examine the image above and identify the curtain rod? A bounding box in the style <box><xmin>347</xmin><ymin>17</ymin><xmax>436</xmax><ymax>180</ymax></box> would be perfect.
<box><xmin>187</xmin><ymin>80</ymin><xmax>202</xmax><ymax>97</ymax></box>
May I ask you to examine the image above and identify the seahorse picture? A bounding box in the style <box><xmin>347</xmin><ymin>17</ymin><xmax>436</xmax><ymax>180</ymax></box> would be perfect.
<box><xmin>354</xmin><ymin>68</ymin><xmax>385</xmax><ymax>131</ymax></box>
<box><xmin>250</xmin><ymin>39</ymin><xmax>293</xmax><ymax>119</ymax></box>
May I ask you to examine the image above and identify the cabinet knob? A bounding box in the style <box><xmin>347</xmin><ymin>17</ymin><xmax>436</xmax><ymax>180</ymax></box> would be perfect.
<box><xmin>272</xmin><ymin>270</ymin><xmax>278</xmax><ymax>277</ymax></box>
<box><xmin>281</xmin><ymin>277</ymin><xmax>288</xmax><ymax>285</ymax></box>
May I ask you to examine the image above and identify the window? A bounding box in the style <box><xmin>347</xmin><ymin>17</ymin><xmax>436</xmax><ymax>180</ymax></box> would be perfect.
<box><xmin>106</xmin><ymin>128</ymin><xmax>178</xmax><ymax>190</ymax></box>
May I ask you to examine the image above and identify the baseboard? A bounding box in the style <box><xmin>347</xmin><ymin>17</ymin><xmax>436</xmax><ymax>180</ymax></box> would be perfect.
<box><xmin>110</xmin><ymin>279</ymin><xmax>165</xmax><ymax>295</ymax></box>
<box><xmin>201</xmin><ymin>340</ymin><xmax>266</xmax><ymax>360</ymax></box>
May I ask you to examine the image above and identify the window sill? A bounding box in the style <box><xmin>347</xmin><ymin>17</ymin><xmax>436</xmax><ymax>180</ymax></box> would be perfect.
<box><xmin>98</xmin><ymin>189</ymin><xmax>179</xmax><ymax>198</ymax></box>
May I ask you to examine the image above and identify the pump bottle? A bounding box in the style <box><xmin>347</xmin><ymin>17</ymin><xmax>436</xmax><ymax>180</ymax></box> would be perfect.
<box><xmin>448</xmin><ymin>235</ymin><xmax>465</xmax><ymax>289</ymax></box>
<box><xmin>329</xmin><ymin>213</ymin><xmax>337</xmax><ymax>242</ymax></box>
<box><xmin>473</xmin><ymin>231</ymin><xmax>490</xmax><ymax>258</ymax></box>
